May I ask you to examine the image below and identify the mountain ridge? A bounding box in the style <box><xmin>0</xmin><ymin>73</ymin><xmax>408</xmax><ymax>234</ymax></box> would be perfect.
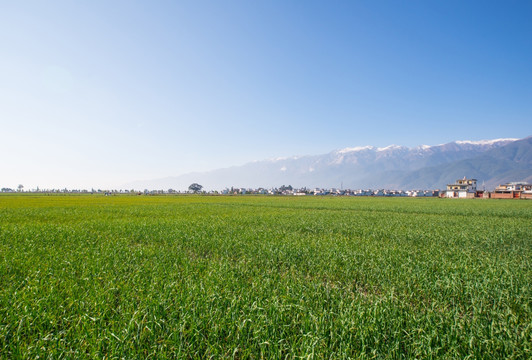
<box><xmin>124</xmin><ymin>137</ymin><xmax>531</xmax><ymax>191</ymax></box>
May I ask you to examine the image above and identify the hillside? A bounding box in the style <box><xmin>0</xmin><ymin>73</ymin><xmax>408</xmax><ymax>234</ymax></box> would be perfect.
<box><xmin>393</xmin><ymin>136</ymin><xmax>532</xmax><ymax>189</ymax></box>
<box><xmin>124</xmin><ymin>137</ymin><xmax>531</xmax><ymax>190</ymax></box>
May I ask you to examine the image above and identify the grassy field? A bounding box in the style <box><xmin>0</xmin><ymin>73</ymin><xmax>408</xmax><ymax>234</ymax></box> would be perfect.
<box><xmin>0</xmin><ymin>195</ymin><xmax>530</xmax><ymax>359</ymax></box>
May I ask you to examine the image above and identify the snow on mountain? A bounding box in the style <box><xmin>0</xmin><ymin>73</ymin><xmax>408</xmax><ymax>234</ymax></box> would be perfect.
<box><xmin>377</xmin><ymin>145</ymin><xmax>406</xmax><ymax>152</ymax></box>
<box><xmin>454</xmin><ymin>138</ymin><xmax>519</xmax><ymax>146</ymax></box>
<box><xmin>124</xmin><ymin>137</ymin><xmax>525</xmax><ymax>190</ymax></box>
<box><xmin>334</xmin><ymin>139</ymin><xmax>516</xmax><ymax>159</ymax></box>
<box><xmin>337</xmin><ymin>146</ymin><xmax>374</xmax><ymax>154</ymax></box>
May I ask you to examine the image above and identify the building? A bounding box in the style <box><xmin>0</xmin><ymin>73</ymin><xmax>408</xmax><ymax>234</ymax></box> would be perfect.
<box><xmin>492</xmin><ymin>182</ymin><xmax>532</xmax><ymax>199</ymax></box>
<box><xmin>444</xmin><ymin>177</ymin><xmax>477</xmax><ymax>198</ymax></box>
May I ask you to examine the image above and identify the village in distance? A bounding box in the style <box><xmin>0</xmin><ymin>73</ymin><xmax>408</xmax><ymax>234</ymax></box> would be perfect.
<box><xmin>3</xmin><ymin>178</ymin><xmax>531</xmax><ymax>200</ymax></box>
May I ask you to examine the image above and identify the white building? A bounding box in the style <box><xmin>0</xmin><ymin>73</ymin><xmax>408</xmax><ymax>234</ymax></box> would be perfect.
<box><xmin>445</xmin><ymin>177</ymin><xmax>477</xmax><ymax>198</ymax></box>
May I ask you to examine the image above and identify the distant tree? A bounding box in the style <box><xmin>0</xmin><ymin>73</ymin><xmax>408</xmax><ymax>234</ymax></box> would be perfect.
<box><xmin>188</xmin><ymin>183</ymin><xmax>203</xmax><ymax>194</ymax></box>
<box><xmin>17</xmin><ymin>184</ymin><xmax>24</xmax><ymax>192</ymax></box>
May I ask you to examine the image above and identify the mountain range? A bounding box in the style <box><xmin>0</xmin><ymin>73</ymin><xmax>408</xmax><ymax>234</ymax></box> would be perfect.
<box><xmin>125</xmin><ymin>136</ymin><xmax>532</xmax><ymax>191</ymax></box>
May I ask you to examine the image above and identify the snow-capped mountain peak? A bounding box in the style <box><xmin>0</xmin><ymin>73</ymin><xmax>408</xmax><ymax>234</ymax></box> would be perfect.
<box><xmin>376</xmin><ymin>145</ymin><xmax>406</xmax><ymax>152</ymax></box>
<box><xmin>337</xmin><ymin>146</ymin><xmax>375</xmax><ymax>154</ymax></box>
<box><xmin>124</xmin><ymin>136</ymin><xmax>530</xmax><ymax>191</ymax></box>
<box><xmin>336</xmin><ymin>138</ymin><xmax>517</xmax><ymax>156</ymax></box>
<box><xmin>454</xmin><ymin>138</ymin><xmax>518</xmax><ymax>146</ymax></box>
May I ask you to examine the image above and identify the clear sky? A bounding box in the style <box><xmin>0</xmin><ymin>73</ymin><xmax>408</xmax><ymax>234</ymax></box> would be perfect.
<box><xmin>1</xmin><ymin>0</ymin><xmax>531</xmax><ymax>189</ymax></box>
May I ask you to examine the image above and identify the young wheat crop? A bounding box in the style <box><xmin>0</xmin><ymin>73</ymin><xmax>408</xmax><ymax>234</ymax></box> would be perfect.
<box><xmin>0</xmin><ymin>195</ymin><xmax>530</xmax><ymax>358</ymax></box>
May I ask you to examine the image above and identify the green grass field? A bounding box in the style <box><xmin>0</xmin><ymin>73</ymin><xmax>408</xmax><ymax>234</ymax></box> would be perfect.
<box><xmin>0</xmin><ymin>195</ymin><xmax>530</xmax><ymax>359</ymax></box>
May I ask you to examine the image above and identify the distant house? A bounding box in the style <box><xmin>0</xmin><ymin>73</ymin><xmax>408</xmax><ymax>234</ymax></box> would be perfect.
<box><xmin>444</xmin><ymin>177</ymin><xmax>477</xmax><ymax>198</ymax></box>
<box><xmin>492</xmin><ymin>182</ymin><xmax>532</xmax><ymax>199</ymax></box>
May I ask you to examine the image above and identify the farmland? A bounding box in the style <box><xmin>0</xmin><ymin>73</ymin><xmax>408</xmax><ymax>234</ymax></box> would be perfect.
<box><xmin>0</xmin><ymin>195</ymin><xmax>530</xmax><ymax>358</ymax></box>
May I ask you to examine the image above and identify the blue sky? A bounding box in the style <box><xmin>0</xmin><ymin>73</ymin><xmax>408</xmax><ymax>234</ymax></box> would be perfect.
<box><xmin>1</xmin><ymin>1</ymin><xmax>531</xmax><ymax>189</ymax></box>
